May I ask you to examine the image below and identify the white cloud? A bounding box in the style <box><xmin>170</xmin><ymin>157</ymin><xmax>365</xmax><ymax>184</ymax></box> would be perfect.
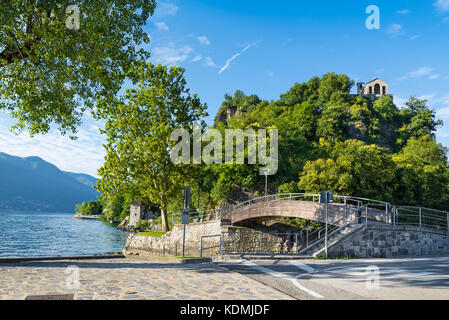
<box><xmin>397</xmin><ymin>9</ymin><xmax>411</xmax><ymax>14</ymax></box>
<box><xmin>160</xmin><ymin>3</ymin><xmax>179</xmax><ymax>16</ymax></box>
<box><xmin>192</xmin><ymin>55</ymin><xmax>202</xmax><ymax>62</ymax></box>
<box><xmin>394</xmin><ymin>97</ymin><xmax>408</xmax><ymax>109</ymax></box>
<box><xmin>155</xmin><ymin>22</ymin><xmax>169</xmax><ymax>31</ymax></box>
<box><xmin>409</xmin><ymin>34</ymin><xmax>420</xmax><ymax>40</ymax></box>
<box><xmin>218</xmin><ymin>44</ymin><xmax>252</xmax><ymax>75</ymax></box>
<box><xmin>152</xmin><ymin>44</ymin><xmax>194</xmax><ymax>65</ymax></box>
<box><xmin>386</xmin><ymin>24</ymin><xmax>404</xmax><ymax>37</ymax></box>
<box><xmin>197</xmin><ymin>36</ymin><xmax>211</xmax><ymax>46</ymax></box>
<box><xmin>396</xmin><ymin>67</ymin><xmax>433</xmax><ymax>81</ymax></box>
<box><xmin>429</xmin><ymin>74</ymin><xmax>441</xmax><ymax>80</ymax></box>
<box><xmin>0</xmin><ymin>116</ymin><xmax>105</xmax><ymax>177</ymax></box>
<box><xmin>434</xmin><ymin>0</ymin><xmax>449</xmax><ymax>12</ymax></box>
<box><xmin>204</xmin><ymin>56</ymin><xmax>217</xmax><ymax>68</ymax></box>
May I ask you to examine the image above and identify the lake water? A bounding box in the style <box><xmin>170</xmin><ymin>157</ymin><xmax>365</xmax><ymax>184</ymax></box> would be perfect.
<box><xmin>0</xmin><ymin>211</ymin><xmax>128</xmax><ymax>257</ymax></box>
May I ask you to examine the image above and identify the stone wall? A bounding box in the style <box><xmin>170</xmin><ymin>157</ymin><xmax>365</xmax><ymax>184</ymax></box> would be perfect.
<box><xmin>124</xmin><ymin>221</ymin><xmax>299</xmax><ymax>257</ymax></box>
<box><xmin>328</xmin><ymin>224</ymin><xmax>449</xmax><ymax>258</ymax></box>
<box><xmin>124</xmin><ymin>220</ymin><xmax>223</xmax><ymax>257</ymax></box>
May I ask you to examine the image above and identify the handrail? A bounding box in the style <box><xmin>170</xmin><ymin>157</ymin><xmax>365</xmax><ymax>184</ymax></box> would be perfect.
<box><xmin>200</xmin><ymin>234</ymin><xmax>222</xmax><ymax>258</ymax></box>
<box><xmin>298</xmin><ymin>206</ymin><xmax>358</xmax><ymax>254</ymax></box>
<box><xmin>232</xmin><ymin>193</ymin><xmax>391</xmax><ymax>211</ymax></box>
<box><xmin>167</xmin><ymin>193</ymin><xmax>449</xmax><ymax>232</ymax></box>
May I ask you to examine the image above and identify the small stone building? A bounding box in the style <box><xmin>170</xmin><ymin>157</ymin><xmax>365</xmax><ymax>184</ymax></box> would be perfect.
<box><xmin>129</xmin><ymin>202</ymin><xmax>143</xmax><ymax>227</ymax></box>
<box><xmin>129</xmin><ymin>202</ymin><xmax>155</xmax><ymax>227</ymax></box>
<box><xmin>356</xmin><ymin>78</ymin><xmax>390</xmax><ymax>98</ymax></box>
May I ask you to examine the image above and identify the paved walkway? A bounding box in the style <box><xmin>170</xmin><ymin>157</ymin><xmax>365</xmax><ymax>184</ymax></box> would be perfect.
<box><xmin>0</xmin><ymin>258</ymin><xmax>292</xmax><ymax>300</ymax></box>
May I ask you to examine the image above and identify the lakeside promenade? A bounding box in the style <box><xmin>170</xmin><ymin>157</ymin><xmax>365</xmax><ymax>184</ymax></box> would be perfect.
<box><xmin>0</xmin><ymin>258</ymin><xmax>291</xmax><ymax>300</ymax></box>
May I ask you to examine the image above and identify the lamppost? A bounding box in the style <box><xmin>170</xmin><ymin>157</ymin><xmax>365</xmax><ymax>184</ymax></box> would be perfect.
<box><xmin>264</xmin><ymin>171</ymin><xmax>268</xmax><ymax>202</ymax></box>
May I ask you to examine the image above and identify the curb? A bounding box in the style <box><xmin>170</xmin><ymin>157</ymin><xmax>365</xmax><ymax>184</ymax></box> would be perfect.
<box><xmin>218</xmin><ymin>254</ymin><xmax>314</xmax><ymax>261</ymax></box>
<box><xmin>124</xmin><ymin>255</ymin><xmax>212</xmax><ymax>264</ymax></box>
<box><xmin>0</xmin><ymin>254</ymin><xmax>125</xmax><ymax>264</ymax></box>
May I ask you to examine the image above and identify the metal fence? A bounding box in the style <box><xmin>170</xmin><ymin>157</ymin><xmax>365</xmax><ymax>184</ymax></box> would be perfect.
<box><xmin>171</xmin><ymin>209</ymin><xmax>222</xmax><ymax>225</ymax></box>
<box><xmin>392</xmin><ymin>206</ymin><xmax>449</xmax><ymax>231</ymax></box>
<box><xmin>200</xmin><ymin>235</ymin><xmax>222</xmax><ymax>258</ymax></box>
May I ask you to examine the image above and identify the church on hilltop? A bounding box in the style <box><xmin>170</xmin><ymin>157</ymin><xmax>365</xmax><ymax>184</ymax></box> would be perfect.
<box><xmin>356</xmin><ymin>78</ymin><xmax>391</xmax><ymax>99</ymax></box>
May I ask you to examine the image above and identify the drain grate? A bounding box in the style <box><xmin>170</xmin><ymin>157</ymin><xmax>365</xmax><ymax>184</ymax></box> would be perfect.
<box><xmin>25</xmin><ymin>294</ymin><xmax>74</xmax><ymax>300</ymax></box>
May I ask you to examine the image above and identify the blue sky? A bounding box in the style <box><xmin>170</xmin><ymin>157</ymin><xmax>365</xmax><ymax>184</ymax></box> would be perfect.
<box><xmin>1</xmin><ymin>0</ymin><xmax>449</xmax><ymax>176</ymax></box>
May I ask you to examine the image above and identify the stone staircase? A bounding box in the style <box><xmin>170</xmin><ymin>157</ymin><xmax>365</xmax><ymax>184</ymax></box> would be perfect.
<box><xmin>300</xmin><ymin>223</ymin><xmax>366</xmax><ymax>257</ymax></box>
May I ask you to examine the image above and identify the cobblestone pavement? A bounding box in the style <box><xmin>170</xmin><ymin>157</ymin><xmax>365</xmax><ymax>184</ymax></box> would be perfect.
<box><xmin>0</xmin><ymin>258</ymin><xmax>292</xmax><ymax>300</ymax></box>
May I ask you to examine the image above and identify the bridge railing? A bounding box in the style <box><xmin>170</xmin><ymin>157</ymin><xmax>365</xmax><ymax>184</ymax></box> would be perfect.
<box><xmin>233</xmin><ymin>193</ymin><xmax>391</xmax><ymax>210</ymax></box>
<box><xmin>169</xmin><ymin>194</ymin><xmax>449</xmax><ymax>233</ymax></box>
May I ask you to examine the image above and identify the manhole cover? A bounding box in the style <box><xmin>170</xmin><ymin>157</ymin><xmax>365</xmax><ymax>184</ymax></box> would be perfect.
<box><xmin>25</xmin><ymin>294</ymin><xmax>74</xmax><ymax>300</ymax></box>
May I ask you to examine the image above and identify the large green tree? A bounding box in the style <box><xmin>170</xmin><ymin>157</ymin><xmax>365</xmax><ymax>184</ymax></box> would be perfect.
<box><xmin>393</xmin><ymin>136</ymin><xmax>449</xmax><ymax>209</ymax></box>
<box><xmin>298</xmin><ymin>140</ymin><xmax>398</xmax><ymax>202</ymax></box>
<box><xmin>95</xmin><ymin>62</ymin><xmax>207</xmax><ymax>231</ymax></box>
<box><xmin>0</xmin><ymin>0</ymin><xmax>155</xmax><ymax>136</ymax></box>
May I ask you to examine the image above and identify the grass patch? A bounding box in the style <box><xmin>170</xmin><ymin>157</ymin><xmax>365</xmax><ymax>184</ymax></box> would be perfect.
<box><xmin>136</xmin><ymin>231</ymin><xmax>167</xmax><ymax>237</ymax></box>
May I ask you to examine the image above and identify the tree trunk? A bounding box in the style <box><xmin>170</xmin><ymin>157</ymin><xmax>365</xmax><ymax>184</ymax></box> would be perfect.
<box><xmin>160</xmin><ymin>197</ymin><xmax>170</xmax><ymax>232</ymax></box>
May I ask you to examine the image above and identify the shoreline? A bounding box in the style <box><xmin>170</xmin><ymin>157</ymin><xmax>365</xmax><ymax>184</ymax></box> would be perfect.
<box><xmin>72</xmin><ymin>214</ymin><xmax>101</xmax><ymax>219</ymax></box>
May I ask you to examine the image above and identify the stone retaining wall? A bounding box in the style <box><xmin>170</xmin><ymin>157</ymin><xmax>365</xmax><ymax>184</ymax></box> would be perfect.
<box><xmin>124</xmin><ymin>221</ymin><xmax>299</xmax><ymax>257</ymax></box>
<box><xmin>124</xmin><ymin>220</ymin><xmax>223</xmax><ymax>257</ymax></box>
<box><xmin>328</xmin><ymin>224</ymin><xmax>449</xmax><ymax>258</ymax></box>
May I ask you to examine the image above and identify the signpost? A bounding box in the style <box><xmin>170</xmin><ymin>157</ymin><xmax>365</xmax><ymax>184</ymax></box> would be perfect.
<box><xmin>182</xmin><ymin>186</ymin><xmax>191</xmax><ymax>257</ymax></box>
<box><xmin>320</xmin><ymin>191</ymin><xmax>333</xmax><ymax>258</ymax></box>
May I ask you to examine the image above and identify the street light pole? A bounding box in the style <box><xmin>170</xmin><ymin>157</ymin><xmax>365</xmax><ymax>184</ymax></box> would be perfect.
<box><xmin>264</xmin><ymin>173</ymin><xmax>268</xmax><ymax>202</ymax></box>
<box><xmin>325</xmin><ymin>201</ymin><xmax>328</xmax><ymax>258</ymax></box>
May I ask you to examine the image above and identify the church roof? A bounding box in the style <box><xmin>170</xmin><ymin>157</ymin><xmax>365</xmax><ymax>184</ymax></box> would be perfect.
<box><xmin>365</xmin><ymin>78</ymin><xmax>387</xmax><ymax>85</ymax></box>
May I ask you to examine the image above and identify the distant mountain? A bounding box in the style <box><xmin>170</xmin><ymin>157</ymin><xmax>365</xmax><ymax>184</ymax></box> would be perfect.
<box><xmin>63</xmin><ymin>171</ymin><xmax>98</xmax><ymax>188</ymax></box>
<box><xmin>0</xmin><ymin>152</ymin><xmax>100</xmax><ymax>213</ymax></box>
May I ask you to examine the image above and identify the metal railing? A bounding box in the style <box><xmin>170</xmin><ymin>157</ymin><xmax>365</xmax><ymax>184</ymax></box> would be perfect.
<box><xmin>170</xmin><ymin>193</ymin><xmax>449</xmax><ymax>235</ymax></box>
<box><xmin>200</xmin><ymin>235</ymin><xmax>222</xmax><ymax>258</ymax></box>
<box><xmin>232</xmin><ymin>193</ymin><xmax>391</xmax><ymax>211</ymax></box>
<box><xmin>170</xmin><ymin>209</ymin><xmax>222</xmax><ymax>225</ymax></box>
<box><xmin>392</xmin><ymin>206</ymin><xmax>449</xmax><ymax>231</ymax></box>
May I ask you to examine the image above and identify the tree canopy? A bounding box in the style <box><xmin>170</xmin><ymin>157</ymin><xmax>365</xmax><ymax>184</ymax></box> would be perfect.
<box><xmin>0</xmin><ymin>0</ymin><xmax>156</xmax><ymax>137</ymax></box>
<box><xmin>95</xmin><ymin>62</ymin><xmax>208</xmax><ymax>231</ymax></box>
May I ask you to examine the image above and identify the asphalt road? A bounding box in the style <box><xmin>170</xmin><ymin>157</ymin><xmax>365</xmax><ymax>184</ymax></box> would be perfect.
<box><xmin>217</xmin><ymin>256</ymin><xmax>449</xmax><ymax>300</ymax></box>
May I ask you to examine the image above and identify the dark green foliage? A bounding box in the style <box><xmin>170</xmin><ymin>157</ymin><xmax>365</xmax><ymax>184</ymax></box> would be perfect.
<box><xmin>212</xmin><ymin>73</ymin><xmax>448</xmax><ymax>210</ymax></box>
<box><xmin>76</xmin><ymin>200</ymin><xmax>102</xmax><ymax>216</ymax></box>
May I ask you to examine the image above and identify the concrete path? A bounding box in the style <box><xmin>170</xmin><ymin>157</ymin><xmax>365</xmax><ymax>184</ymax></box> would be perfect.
<box><xmin>218</xmin><ymin>256</ymin><xmax>449</xmax><ymax>300</ymax></box>
<box><xmin>0</xmin><ymin>258</ymin><xmax>292</xmax><ymax>300</ymax></box>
